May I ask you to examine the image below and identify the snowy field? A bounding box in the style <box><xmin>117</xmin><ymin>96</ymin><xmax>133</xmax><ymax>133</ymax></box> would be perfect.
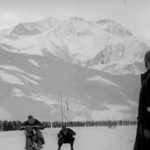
<box><xmin>0</xmin><ymin>126</ymin><xmax>136</xmax><ymax>150</ymax></box>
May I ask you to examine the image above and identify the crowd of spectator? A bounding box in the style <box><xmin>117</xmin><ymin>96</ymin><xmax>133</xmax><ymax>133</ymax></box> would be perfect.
<box><xmin>52</xmin><ymin>120</ymin><xmax>137</xmax><ymax>128</ymax></box>
<box><xmin>0</xmin><ymin>121</ymin><xmax>22</xmax><ymax>131</ymax></box>
<box><xmin>0</xmin><ymin>120</ymin><xmax>137</xmax><ymax>132</ymax></box>
<box><xmin>0</xmin><ymin>120</ymin><xmax>51</xmax><ymax>131</ymax></box>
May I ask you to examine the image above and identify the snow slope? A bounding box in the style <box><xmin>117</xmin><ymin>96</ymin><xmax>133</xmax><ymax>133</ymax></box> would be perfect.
<box><xmin>0</xmin><ymin>126</ymin><xmax>136</xmax><ymax>150</ymax></box>
<box><xmin>0</xmin><ymin>17</ymin><xmax>147</xmax><ymax>120</ymax></box>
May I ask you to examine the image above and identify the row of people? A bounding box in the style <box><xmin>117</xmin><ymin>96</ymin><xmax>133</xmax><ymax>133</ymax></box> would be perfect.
<box><xmin>0</xmin><ymin>120</ymin><xmax>137</xmax><ymax>131</ymax></box>
<box><xmin>0</xmin><ymin>120</ymin><xmax>51</xmax><ymax>131</ymax></box>
<box><xmin>0</xmin><ymin>120</ymin><xmax>22</xmax><ymax>131</ymax></box>
<box><xmin>52</xmin><ymin>120</ymin><xmax>137</xmax><ymax>128</ymax></box>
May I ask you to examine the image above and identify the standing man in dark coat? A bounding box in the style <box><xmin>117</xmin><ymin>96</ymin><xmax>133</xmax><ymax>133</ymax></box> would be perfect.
<box><xmin>133</xmin><ymin>51</ymin><xmax>150</xmax><ymax>150</ymax></box>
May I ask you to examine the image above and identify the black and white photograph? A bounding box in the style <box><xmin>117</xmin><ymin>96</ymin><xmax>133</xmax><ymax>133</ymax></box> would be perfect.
<box><xmin>0</xmin><ymin>0</ymin><xmax>150</xmax><ymax>150</ymax></box>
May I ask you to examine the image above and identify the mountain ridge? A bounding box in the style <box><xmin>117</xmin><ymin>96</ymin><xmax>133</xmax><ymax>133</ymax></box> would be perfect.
<box><xmin>0</xmin><ymin>17</ymin><xmax>148</xmax><ymax>120</ymax></box>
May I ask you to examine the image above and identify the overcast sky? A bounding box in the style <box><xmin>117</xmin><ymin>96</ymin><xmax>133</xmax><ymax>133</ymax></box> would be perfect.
<box><xmin>0</xmin><ymin>0</ymin><xmax>150</xmax><ymax>39</ymax></box>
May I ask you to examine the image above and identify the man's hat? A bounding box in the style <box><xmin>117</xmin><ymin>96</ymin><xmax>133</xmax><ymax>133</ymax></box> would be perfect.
<box><xmin>28</xmin><ymin>115</ymin><xmax>34</xmax><ymax>119</ymax></box>
<box><xmin>144</xmin><ymin>51</ymin><xmax>150</xmax><ymax>62</ymax></box>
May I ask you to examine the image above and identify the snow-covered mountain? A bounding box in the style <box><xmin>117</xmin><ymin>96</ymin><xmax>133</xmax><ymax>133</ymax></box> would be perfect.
<box><xmin>0</xmin><ymin>17</ymin><xmax>149</xmax><ymax>74</ymax></box>
<box><xmin>0</xmin><ymin>17</ymin><xmax>149</xmax><ymax>121</ymax></box>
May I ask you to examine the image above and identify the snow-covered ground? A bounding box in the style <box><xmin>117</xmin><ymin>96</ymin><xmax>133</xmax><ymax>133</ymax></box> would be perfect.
<box><xmin>0</xmin><ymin>126</ymin><xmax>136</xmax><ymax>150</ymax></box>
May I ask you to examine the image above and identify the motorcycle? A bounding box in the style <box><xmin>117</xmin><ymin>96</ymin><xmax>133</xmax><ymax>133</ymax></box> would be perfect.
<box><xmin>20</xmin><ymin>125</ymin><xmax>43</xmax><ymax>150</ymax></box>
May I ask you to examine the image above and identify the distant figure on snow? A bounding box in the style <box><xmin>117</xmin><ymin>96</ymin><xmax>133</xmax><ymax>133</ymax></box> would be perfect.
<box><xmin>133</xmin><ymin>51</ymin><xmax>150</xmax><ymax>150</ymax></box>
<box><xmin>57</xmin><ymin>124</ymin><xmax>76</xmax><ymax>150</ymax></box>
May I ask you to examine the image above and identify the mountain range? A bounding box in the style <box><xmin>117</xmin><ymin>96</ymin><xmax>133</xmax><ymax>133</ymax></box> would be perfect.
<box><xmin>0</xmin><ymin>17</ymin><xmax>149</xmax><ymax>121</ymax></box>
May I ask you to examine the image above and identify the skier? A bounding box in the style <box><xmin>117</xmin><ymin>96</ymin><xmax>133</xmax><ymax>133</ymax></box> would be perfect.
<box><xmin>21</xmin><ymin>115</ymin><xmax>45</xmax><ymax>148</ymax></box>
<box><xmin>57</xmin><ymin>124</ymin><xmax>76</xmax><ymax>150</ymax></box>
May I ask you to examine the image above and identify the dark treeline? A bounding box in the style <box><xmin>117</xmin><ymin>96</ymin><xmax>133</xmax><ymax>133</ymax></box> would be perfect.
<box><xmin>0</xmin><ymin>120</ymin><xmax>137</xmax><ymax>132</ymax></box>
